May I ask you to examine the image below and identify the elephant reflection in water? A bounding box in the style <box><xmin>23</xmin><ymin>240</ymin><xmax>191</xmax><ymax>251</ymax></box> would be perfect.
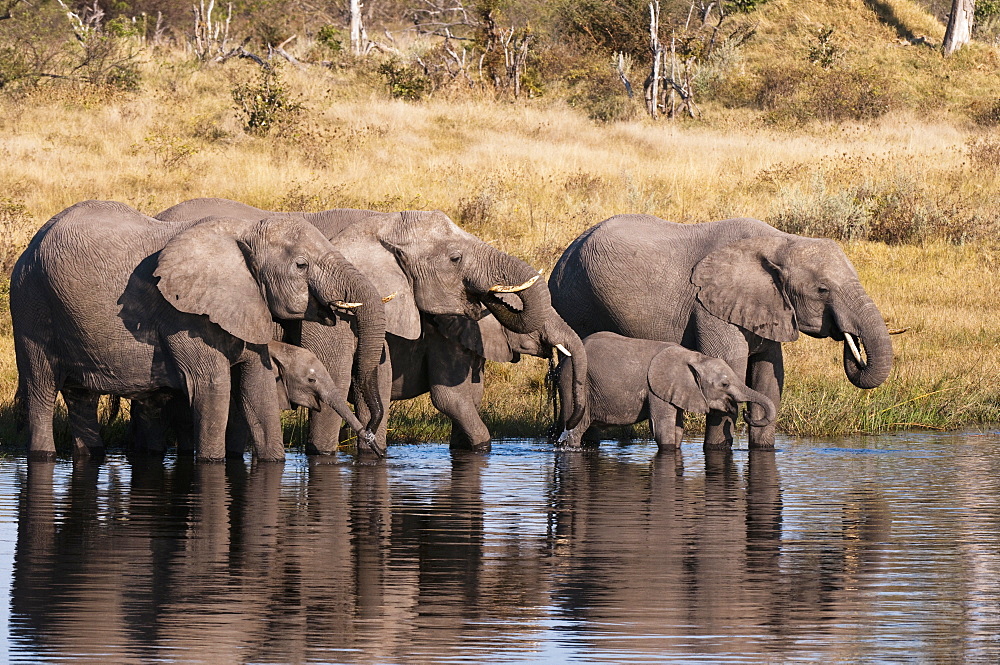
<box><xmin>545</xmin><ymin>450</ymin><xmax>899</xmax><ymax>654</ymax></box>
<box><xmin>9</xmin><ymin>453</ymin><xmax>546</xmax><ymax>663</ymax></box>
<box><xmin>547</xmin><ymin>450</ymin><xmax>786</xmax><ymax>653</ymax></box>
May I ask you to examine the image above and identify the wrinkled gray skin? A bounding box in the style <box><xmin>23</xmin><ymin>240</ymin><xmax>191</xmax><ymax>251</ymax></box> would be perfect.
<box><xmin>384</xmin><ymin>308</ymin><xmax>586</xmax><ymax>450</ymax></box>
<box><xmin>11</xmin><ymin>200</ymin><xmax>386</xmax><ymax>462</ymax></box>
<box><xmin>158</xmin><ymin>198</ymin><xmax>556</xmax><ymax>455</ymax></box>
<box><xmin>556</xmin><ymin>332</ymin><xmax>777</xmax><ymax>450</ymax></box>
<box><xmin>551</xmin><ymin>215</ymin><xmax>892</xmax><ymax>450</ymax></box>
<box><xmin>129</xmin><ymin>341</ymin><xmax>377</xmax><ymax>456</ymax></box>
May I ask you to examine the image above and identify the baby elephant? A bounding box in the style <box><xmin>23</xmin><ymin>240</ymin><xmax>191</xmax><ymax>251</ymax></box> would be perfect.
<box><xmin>131</xmin><ymin>341</ymin><xmax>378</xmax><ymax>457</ymax></box>
<box><xmin>556</xmin><ymin>332</ymin><xmax>777</xmax><ymax>449</ymax></box>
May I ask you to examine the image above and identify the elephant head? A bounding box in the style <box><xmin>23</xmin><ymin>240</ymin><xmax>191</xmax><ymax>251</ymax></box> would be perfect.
<box><xmin>267</xmin><ymin>341</ymin><xmax>380</xmax><ymax>455</ymax></box>
<box><xmin>648</xmin><ymin>346</ymin><xmax>777</xmax><ymax>426</ymax></box>
<box><xmin>691</xmin><ymin>234</ymin><xmax>892</xmax><ymax>389</ymax></box>
<box><xmin>328</xmin><ymin>210</ymin><xmax>551</xmax><ymax>341</ymax></box>
<box><xmin>154</xmin><ymin>216</ymin><xmax>387</xmax><ymax>430</ymax></box>
<box><xmin>432</xmin><ymin>301</ymin><xmax>589</xmax><ymax>430</ymax></box>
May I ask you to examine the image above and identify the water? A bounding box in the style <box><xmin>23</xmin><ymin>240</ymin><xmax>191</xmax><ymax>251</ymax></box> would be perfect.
<box><xmin>1</xmin><ymin>431</ymin><xmax>999</xmax><ymax>663</ymax></box>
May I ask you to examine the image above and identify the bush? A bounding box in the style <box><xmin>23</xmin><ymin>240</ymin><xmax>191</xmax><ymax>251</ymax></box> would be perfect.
<box><xmin>377</xmin><ymin>58</ymin><xmax>431</xmax><ymax>101</ymax></box>
<box><xmin>756</xmin><ymin>64</ymin><xmax>895</xmax><ymax>124</ymax></box>
<box><xmin>231</xmin><ymin>65</ymin><xmax>303</xmax><ymax>136</ymax></box>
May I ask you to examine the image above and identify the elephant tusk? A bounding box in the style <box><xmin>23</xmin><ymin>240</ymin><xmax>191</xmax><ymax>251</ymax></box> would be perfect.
<box><xmin>844</xmin><ymin>332</ymin><xmax>866</xmax><ymax>368</ymax></box>
<box><xmin>489</xmin><ymin>273</ymin><xmax>540</xmax><ymax>293</ymax></box>
<box><xmin>555</xmin><ymin>343</ymin><xmax>572</xmax><ymax>357</ymax></box>
<box><xmin>333</xmin><ymin>300</ymin><xmax>364</xmax><ymax>310</ymax></box>
<box><xmin>381</xmin><ymin>292</ymin><xmax>398</xmax><ymax>304</ymax></box>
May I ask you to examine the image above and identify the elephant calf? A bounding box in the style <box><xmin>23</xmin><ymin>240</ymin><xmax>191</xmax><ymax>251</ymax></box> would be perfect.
<box><xmin>129</xmin><ymin>341</ymin><xmax>377</xmax><ymax>457</ymax></box>
<box><xmin>556</xmin><ymin>332</ymin><xmax>776</xmax><ymax>450</ymax></box>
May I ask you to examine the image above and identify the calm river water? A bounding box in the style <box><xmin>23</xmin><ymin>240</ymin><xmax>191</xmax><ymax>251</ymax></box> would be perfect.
<box><xmin>1</xmin><ymin>430</ymin><xmax>999</xmax><ymax>663</ymax></box>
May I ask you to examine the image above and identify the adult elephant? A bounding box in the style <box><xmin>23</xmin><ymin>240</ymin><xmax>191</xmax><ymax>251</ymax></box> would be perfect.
<box><xmin>157</xmin><ymin>198</ymin><xmax>560</xmax><ymax>454</ymax></box>
<box><xmin>386</xmin><ymin>307</ymin><xmax>586</xmax><ymax>450</ymax></box>
<box><xmin>11</xmin><ymin>200</ymin><xmax>386</xmax><ymax>462</ymax></box>
<box><xmin>549</xmin><ymin>215</ymin><xmax>892</xmax><ymax>449</ymax></box>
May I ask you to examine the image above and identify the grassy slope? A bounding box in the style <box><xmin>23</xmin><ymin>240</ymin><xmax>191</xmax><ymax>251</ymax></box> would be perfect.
<box><xmin>1</xmin><ymin>0</ymin><xmax>999</xmax><ymax>450</ymax></box>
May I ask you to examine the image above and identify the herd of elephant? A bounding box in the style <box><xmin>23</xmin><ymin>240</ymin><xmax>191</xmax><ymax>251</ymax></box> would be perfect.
<box><xmin>9</xmin><ymin>198</ymin><xmax>892</xmax><ymax>462</ymax></box>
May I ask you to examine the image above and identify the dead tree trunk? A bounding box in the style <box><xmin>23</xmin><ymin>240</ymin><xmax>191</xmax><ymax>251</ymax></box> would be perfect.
<box><xmin>942</xmin><ymin>0</ymin><xmax>975</xmax><ymax>56</ymax></box>
<box><xmin>645</xmin><ymin>0</ymin><xmax>662</xmax><ymax>119</ymax></box>
<box><xmin>350</xmin><ymin>0</ymin><xmax>364</xmax><ymax>55</ymax></box>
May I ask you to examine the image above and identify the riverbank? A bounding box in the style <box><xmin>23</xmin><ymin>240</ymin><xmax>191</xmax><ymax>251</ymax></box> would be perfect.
<box><xmin>1</xmin><ymin>56</ymin><xmax>999</xmax><ymax>452</ymax></box>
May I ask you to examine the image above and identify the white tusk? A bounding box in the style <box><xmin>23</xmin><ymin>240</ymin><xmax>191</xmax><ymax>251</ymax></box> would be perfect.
<box><xmin>334</xmin><ymin>300</ymin><xmax>364</xmax><ymax>309</ymax></box>
<box><xmin>844</xmin><ymin>332</ymin><xmax>866</xmax><ymax>368</ymax></box>
<box><xmin>489</xmin><ymin>273</ymin><xmax>540</xmax><ymax>293</ymax></box>
<box><xmin>557</xmin><ymin>429</ymin><xmax>570</xmax><ymax>444</ymax></box>
<box><xmin>555</xmin><ymin>343</ymin><xmax>572</xmax><ymax>357</ymax></box>
<box><xmin>381</xmin><ymin>292</ymin><xmax>398</xmax><ymax>304</ymax></box>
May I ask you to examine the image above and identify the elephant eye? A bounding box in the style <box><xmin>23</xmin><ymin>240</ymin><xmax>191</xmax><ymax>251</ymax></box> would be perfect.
<box><xmin>295</xmin><ymin>258</ymin><xmax>309</xmax><ymax>271</ymax></box>
<box><xmin>307</xmin><ymin>377</ymin><xmax>317</xmax><ymax>383</ymax></box>
<box><xmin>449</xmin><ymin>251</ymin><xmax>462</xmax><ymax>264</ymax></box>
<box><xmin>817</xmin><ymin>284</ymin><xmax>830</xmax><ymax>294</ymax></box>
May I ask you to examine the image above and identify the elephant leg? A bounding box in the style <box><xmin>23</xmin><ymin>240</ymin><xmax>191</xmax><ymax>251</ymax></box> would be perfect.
<box><xmin>129</xmin><ymin>398</ymin><xmax>168</xmax><ymax>457</ymax></box>
<box><xmin>17</xmin><ymin>346</ymin><xmax>60</xmax><ymax>461</ymax></box>
<box><xmin>429</xmin><ymin>358</ymin><xmax>490</xmax><ymax>452</ymax></box>
<box><xmin>425</xmin><ymin>340</ymin><xmax>490</xmax><ymax>452</ymax></box>
<box><xmin>702</xmin><ymin>355</ymin><xmax>748</xmax><ymax>451</ymax></box>
<box><xmin>673</xmin><ymin>409</ymin><xmax>685</xmax><ymax>448</ymax></box>
<box><xmin>747</xmin><ymin>343</ymin><xmax>784</xmax><ymax>450</ymax></box>
<box><xmin>186</xmin><ymin>373</ymin><xmax>232</xmax><ymax>463</ymax></box>
<box><xmin>226</xmin><ymin>366</ymin><xmax>252</xmax><ymax>459</ymax></box>
<box><xmin>303</xmin><ymin>323</ymin><xmax>355</xmax><ymax>456</ymax></box>
<box><xmin>648</xmin><ymin>395</ymin><xmax>680</xmax><ymax>451</ymax></box>
<box><xmin>62</xmin><ymin>387</ymin><xmax>105</xmax><ymax>460</ymax></box>
<box><xmin>235</xmin><ymin>359</ymin><xmax>285</xmax><ymax>462</ymax></box>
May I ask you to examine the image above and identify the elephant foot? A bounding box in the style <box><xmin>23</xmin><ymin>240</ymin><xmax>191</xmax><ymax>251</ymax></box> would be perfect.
<box><xmin>73</xmin><ymin>446</ymin><xmax>106</xmax><ymax>463</ymax></box>
<box><xmin>703</xmin><ymin>441</ymin><xmax>733</xmax><ymax>452</ymax></box>
<box><xmin>251</xmin><ymin>455</ymin><xmax>285</xmax><ymax>464</ymax></box>
<box><xmin>305</xmin><ymin>441</ymin><xmax>339</xmax><ymax>456</ymax></box>
<box><xmin>307</xmin><ymin>452</ymin><xmax>342</xmax><ymax>466</ymax></box>
<box><xmin>196</xmin><ymin>454</ymin><xmax>227</xmax><ymax>463</ymax></box>
<box><xmin>449</xmin><ymin>441</ymin><xmax>491</xmax><ymax>454</ymax></box>
<box><xmin>28</xmin><ymin>449</ymin><xmax>58</xmax><ymax>463</ymax></box>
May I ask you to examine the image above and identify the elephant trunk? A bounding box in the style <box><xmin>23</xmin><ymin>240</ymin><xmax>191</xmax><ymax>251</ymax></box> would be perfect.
<box><xmin>834</xmin><ymin>284</ymin><xmax>893</xmax><ymax>390</ymax></box>
<box><xmin>312</xmin><ymin>253</ymin><xmax>387</xmax><ymax>437</ymax></box>
<box><xmin>541</xmin><ymin>316</ymin><xmax>588</xmax><ymax>430</ymax></box>
<box><xmin>734</xmin><ymin>385</ymin><xmax>777</xmax><ymax>428</ymax></box>
<box><xmin>468</xmin><ymin>248</ymin><xmax>550</xmax><ymax>335</ymax></box>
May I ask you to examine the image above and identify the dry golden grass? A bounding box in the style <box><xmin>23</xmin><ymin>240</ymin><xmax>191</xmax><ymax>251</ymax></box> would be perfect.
<box><xmin>2</xmin><ymin>28</ymin><xmax>1000</xmax><ymax>447</ymax></box>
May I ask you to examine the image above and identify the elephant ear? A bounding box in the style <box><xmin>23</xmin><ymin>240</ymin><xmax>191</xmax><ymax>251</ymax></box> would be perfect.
<box><xmin>332</xmin><ymin>213</ymin><xmax>421</xmax><ymax>340</ymax></box>
<box><xmin>154</xmin><ymin>218</ymin><xmax>273</xmax><ymax>345</ymax></box>
<box><xmin>648</xmin><ymin>346</ymin><xmax>710</xmax><ymax>414</ymax></box>
<box><xmin>692</xmin><ymin>235</ymin><xmax>799</xmax><ymax>343</ymax></box>
<box><xmin>432</xmin><ymin>313</ymin><xmax>516</xmax><ymax>362</ymax></box>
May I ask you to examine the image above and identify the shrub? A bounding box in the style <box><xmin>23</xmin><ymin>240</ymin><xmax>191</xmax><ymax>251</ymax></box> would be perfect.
<box><xmin>231</xmin><ymin>65</ymin><xmax>303</xmax><ymax>136</ymax></box>
<box><xmin>967</xmin><ymin>133</ymin><xmax>1000</xmax><ymax>172</ymax></box>
<box><xmin>770</xmin><ymin>172</ymin><xmax>870</xmax><ymax>240</ymax></box>
<box><xmin>756</xmin><ymin>64</ymin><xmax>895</xmax><ymax>124</ymax></box>
<box><xmin>377</xmin><ymin>58</ymin><xmax>431</xmax><ymax>101</ymax></box>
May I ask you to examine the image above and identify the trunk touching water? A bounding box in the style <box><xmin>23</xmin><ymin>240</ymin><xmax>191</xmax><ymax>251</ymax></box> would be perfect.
<box><xmin>469</xmin><ymin>248</ymin><xmax>552</xmax><ymax>335</ymax></box>
<box><xmin>835</xmin><ymin>284</ymin><xmax>893</xmax><ymax>390</ymax></box>
<box><xmin>544</xmin><ymin>317</ymin><xmax>588</xmax><ymax>430</ymax></box>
